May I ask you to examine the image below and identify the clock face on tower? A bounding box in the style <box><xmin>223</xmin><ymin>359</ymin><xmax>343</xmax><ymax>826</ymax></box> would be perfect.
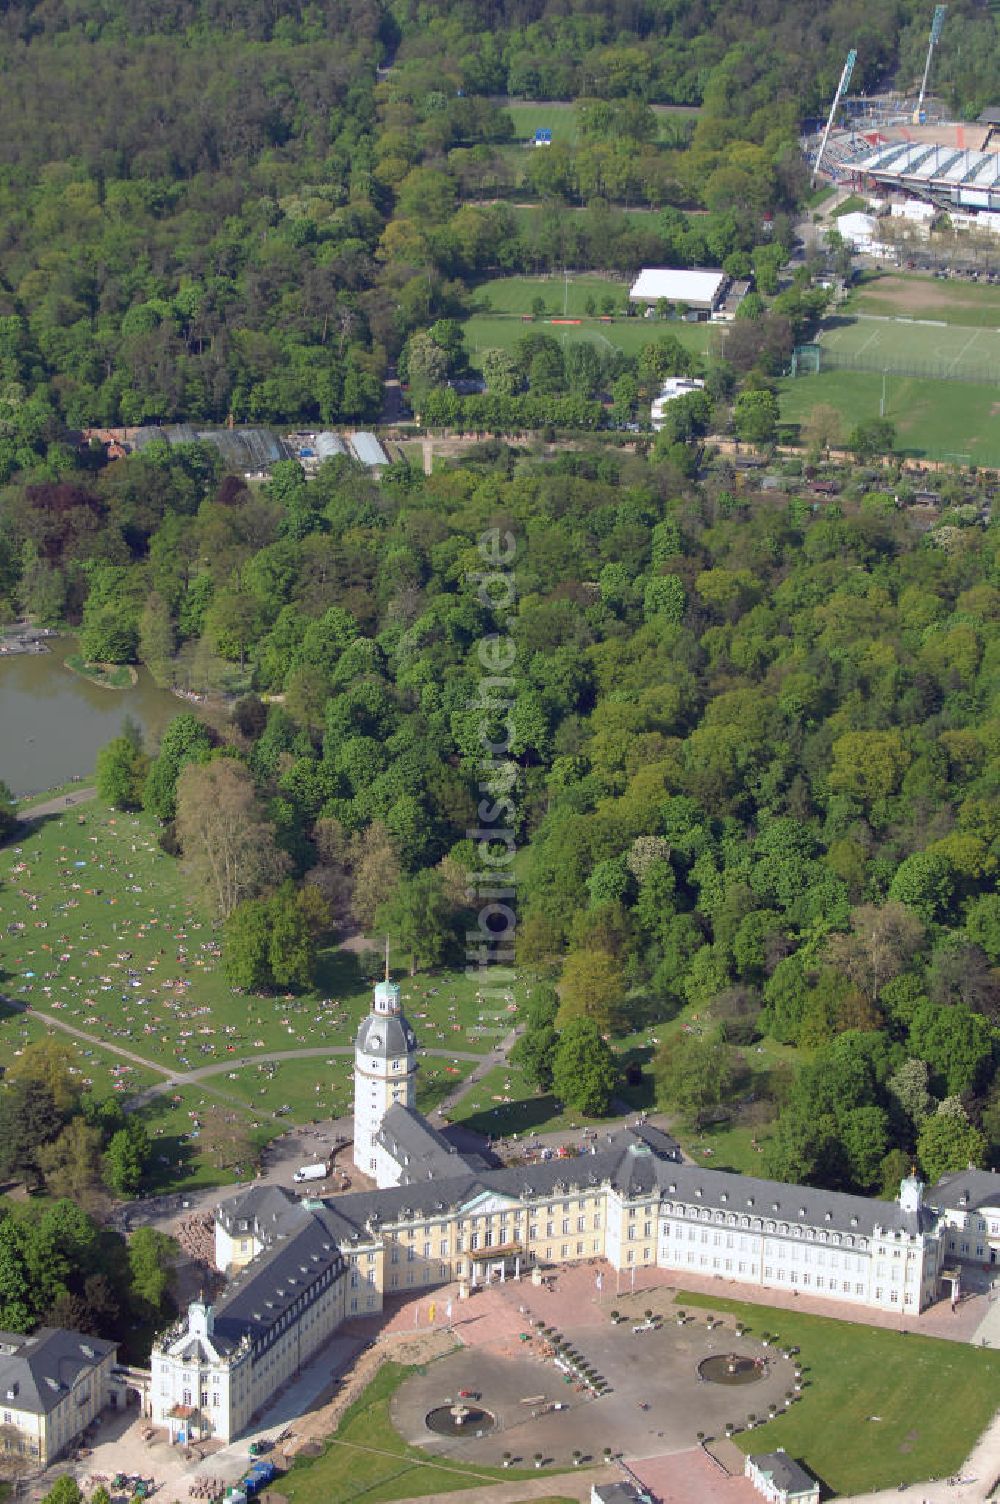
<box><xmin>370</xmin><ymin>1033</ymin><xmax>382</xmax><ymax>1050</ymax></box>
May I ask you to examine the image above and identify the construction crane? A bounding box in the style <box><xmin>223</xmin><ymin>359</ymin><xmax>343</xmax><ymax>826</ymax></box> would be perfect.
<box><xmin>812</xmin><ymin>49</ymin><xmax>858</xmax><ymax>188</ymax></box>
<box><xmin>915</xmin><ymin>5</ymin><xmax>947</xmax><ymax>121</ymax></box>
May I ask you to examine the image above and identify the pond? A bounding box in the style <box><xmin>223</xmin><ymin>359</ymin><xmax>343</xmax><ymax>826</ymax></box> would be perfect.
<box><xmin>0</xmin><ymin>638</ymin><xmax>186</xmax><ymax>796</ymax></box>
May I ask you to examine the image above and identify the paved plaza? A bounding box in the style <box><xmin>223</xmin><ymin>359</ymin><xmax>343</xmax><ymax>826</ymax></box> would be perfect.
<box><xmin>391</xmin><ymin>1316</ymin><xmax>791</xmax><ymax>1469</ymax></box>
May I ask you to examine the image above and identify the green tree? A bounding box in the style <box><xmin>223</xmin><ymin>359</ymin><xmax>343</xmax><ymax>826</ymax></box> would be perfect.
<box><xmin>481</xmin><ymin>348</ymin><xmax>519</xmax><ymax>397</ymax></box>
<box><xmin>908</xmin><ymin>1001</ymin><xmax>994</xmax><ymax>1096</ymax></box>
<box><xmin>733</xmin><ymin>388</ymin><xmax>779</xmax><ymax>447</ymax></box>
<box><xmin>143</xmin><ymin>713</ymin><xmax>212</xmax><ymax>822</ymax></box>
<box><xmin>557</xmin><ymin>949</ymin><xmax>624</xmax><ymax>1034</ymax></box>
<box><xmin>0</xmin><ymin>779</ymin><xmax>17</xmax><ymax>842</ymax></box>
<box><xmin>917</xmin><ymin>1106</ymin><xmax>987</xmax><ymax>1184</ymax></box>
<box><xmin>224</xmin><ymin>898</ymin><xmax>273</xmax><ymax>991</ymax></box>
<box><xmin>0</xmin><ymin>1080</ymin><xmax>63</xmax><ymax>1191</ymax></box>
<box><xmin>654</xmin><ymin>1030</ymin><xmax>734</xmax><ymax>1127</ymax></box>
<box><xmin>138</xmin><ymin>590</ymin><xmax>177</xmax><ymax>686</ymax></box>
<box><xmin>848</xmin><ymin>418</ymin><xmax>896</xmax><ymax>460</ymax></box>
<box><xmin>511</xmin><ymin>1025</ymin><xmax>559</xmax><ymax>1092</ymax></box>
<box><xmin>127</xmin><ymin>1226</ymin><xmax>176</xmax><ymax>1318</ymax></box>
<box><xmin>95</xmin><ymin>734</ymin><xmax>148</xmax><ymax>810</ymax></box>
<box><xmin>103</xmin><ymin>1123</ymin><xmax>149</xmax><ymax>1197</ymax></box>
<box><xmin>267</xmin><ymin>881</ymin><xmax>319</xmax><ymax>989</ymax></box>
<box><xmin>36</xmin><ymin>1118</ymin><xmax>105</xmax><ymax>1212</ymax></box>
<box><xmin>551</xmin><ymin>1018</ymin><xmax>618</xmax><ymax>1116</ymax></box>
<box><xmin>377</xmin><ymin>870</ymin><xmax>453</xmax><ymax>975</ymax></box>
<box><xmin>42</xmin><ymin>1477</ymin><xmax>83</xmax><ymax>1504</ymax></box>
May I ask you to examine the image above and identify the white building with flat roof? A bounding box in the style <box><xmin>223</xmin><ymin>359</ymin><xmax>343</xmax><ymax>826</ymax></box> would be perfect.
<box><xmin>629</xmin><ymin>267</ymin><xmax>727</xmax><ymax>315</ymax></box>
<box><xmin>651</xmin><ymin>377</ymin><xmax>706</xmax><ymax>430</ymax></box>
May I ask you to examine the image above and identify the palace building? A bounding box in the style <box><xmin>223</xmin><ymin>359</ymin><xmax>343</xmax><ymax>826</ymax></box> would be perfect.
<box><xmin>149</xmin><ymin>970</ymin><xmax>989</xmax><ymax>1444</ymax></box>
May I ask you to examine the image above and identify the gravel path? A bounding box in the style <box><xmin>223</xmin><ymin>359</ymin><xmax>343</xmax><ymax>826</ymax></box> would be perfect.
<box><xmin>16</xmin><ymin>785</ymin><xmax>97</xmax><ymax>820</ymax></box>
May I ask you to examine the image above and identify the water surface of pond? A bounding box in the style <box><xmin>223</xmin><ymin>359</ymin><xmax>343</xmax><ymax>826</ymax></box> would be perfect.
<box><xmin>0</xmin><ymin>639</ymin><xmax>183</xmax><ymax>796</ymax></box>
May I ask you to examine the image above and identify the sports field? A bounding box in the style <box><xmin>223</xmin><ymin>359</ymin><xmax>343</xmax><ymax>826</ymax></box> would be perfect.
<box><xmin>849</xmin><ymin>272</ymin><xmax>1000</xmax><ymax>328</ymax></box>
<box><xmin>818</xmin><ymin>311</ymin><xmax>1000</xmax><ymax>383</ymax></box>
<box><xmin>465</xmin><ymin>315</ymin><xmax>717</xmax><ymax>364</ymax></box>
<box><xmin>504</xmin><ymin>99</ymin><xmax>699</xmax><ymax>148</ymax></box>
<box><xmin>779</xmin><ymin>369</ymin><xmax>1000</xmax><ymax>467</ymax></box>
<box><xmin>465</xmin><ymin>277</ymin><xmax>718</xmax><ymax>364</ymax></box>
<box><xmin>473</xmin><ymin>272</ymin><xmax>628</xmax><ymax>317</ymax></box>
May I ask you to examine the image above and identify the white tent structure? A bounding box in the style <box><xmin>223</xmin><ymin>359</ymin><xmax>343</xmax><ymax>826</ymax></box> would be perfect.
<box><xmin>629</xmin><ymin>268</ymin><xmax>727</xmax><ymax>314</ymax></box>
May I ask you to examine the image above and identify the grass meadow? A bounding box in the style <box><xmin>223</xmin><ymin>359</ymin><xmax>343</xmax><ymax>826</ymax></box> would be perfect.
<box><xmin>778</xmin><ymin>368</ymin><xmax>1000</xmax><ymax>466</ymax></box>
<box><xmin>0</xmin><ymin>800</ymin><xmax>521</xmax><ymax>1187</ymax></box>
<box><xmin>281</xmin><ymin>1361</ymin><xmax>559</xmax><ymax>1504</ymax></box>
<box><xmin>676</xmin><ymin>1290</ymin><xmax>1000</xmax><ymax>1495</ymax></box>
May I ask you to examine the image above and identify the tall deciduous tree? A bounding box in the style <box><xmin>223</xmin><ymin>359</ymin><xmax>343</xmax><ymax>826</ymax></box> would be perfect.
<box><xmin>917</xmin><ymin>1105</ymin><xmax>987</xmax><ymax>1184</ymax></box>
<box><xmin>349</xmin><ymin>821</ymin><xmax>401</xmax><ymax>932</ymax></box>
<box><xmin>654</xmin><ymin>1030</ymin><xmax>734</xmax><ymax>1127</ymax></box>
<box><xmin>377</xmin><ymin>870</ymin><xmax>453</xmax><ymax>975</ymax></box>
<box><xmin>175</xmin><ymin>759</ymin><xmax>287</xmax><ymax>919</ymax></box>
<box><xmin>552</xmin><ymin>1018</ymin><xmax>618</xmax><ymax>1115</ymax></box>
<box><xmin>825</xmin><ymin>903</ymin><xmax>924</xmax><ymax>1007</ymax></box>
<box><xmin>556</xmin><ymin>949</ymin><xmax>624</xmax><ymax>1034</ymax></box>
<box><xmin>96</xmin><ymin>734</ymin><xmax>148</xmax><ymax>810</ymax></box>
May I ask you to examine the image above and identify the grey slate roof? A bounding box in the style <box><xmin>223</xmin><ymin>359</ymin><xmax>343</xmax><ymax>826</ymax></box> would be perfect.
<box><xmin>375</xmin><ymin>1104</ymin><xmax>484</xmax><ymax>1184</ymax></box>
<box><xmin>930</xmin><ymin>1168</ymin><xmax>1000</xmax><ymax>1212</ymax></box>
<box><xmin>326</xmin><ymin>1127</ymin><xmax>682</xmax><ymax>1235</ymax></box>
<box><xmin>210</xmin><ymin>1200</ymin><xmax>355</xmax><ymax>1355</ymax></box>
<box><xmin>355</xmin><ymin>1012</ymin><xmax>416</xmax><ymax>1060</ymax></box>
<box><xmin>0</xmin><ymin>1328</ymin><xmax>115</xmax><ymax>1414</ymax></box>
<box><xmin>749</xmin><ymin>1450</ymin><xmax>818</xmax><ymax>1497</ymax></box>
<box><xmin>652</xmin><ymin>1160</ymin><xmax>927</xmax><ymax>1238</ymax></box>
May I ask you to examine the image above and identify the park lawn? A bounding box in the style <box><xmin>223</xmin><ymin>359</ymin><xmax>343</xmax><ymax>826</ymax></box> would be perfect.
<box><xmin>135</xmin><ymin>1083</ymin><xmax>287</xmax><ymax>1192</ymax></box>
<box><xmin>672</xmin><ymin>1117</ymin><xmax>775</xmax><ymax>1175</ymax></box>
<box><xmin>848</xmin><ymin>271</ymin><xmax>1000</xmax><ymax>327</ymax></box>
<box><xmin>0</xmin><ymin>801</ymin><xmax>517</xmax><ymax>1073</ymax></box>
<box><xmin>778</xmin><ymin>369</ymin><xmax>1000</xmax><ymax>467</ymax></box>
<box><xmin>0</xmin><ymin>999</ymin><xmax>165</xmax><ymax>1102</ymax></box>
<box><xmin>673</xmin><ymin>1290</ymin><xmax>1000</xmax><ymax>1495</ymax></box>
<box><xmin>195</xmin><ymin>1051</ymin><xmax>477</xmax><ymax>1127</ymax></box>
<box><xmin>282</xmin><ymin>1361</ymin><xmax>564</xmax><ymax>1504</ymax></box>
<box><xmin>448</xmin><ymin>1058</ymin><xmax>615</xmax><ymax>1139</ymax></box>
<box><xmin>464</xmin><ymin>313</ymin><xmax>718</xmax><ymax>366</ymax></box>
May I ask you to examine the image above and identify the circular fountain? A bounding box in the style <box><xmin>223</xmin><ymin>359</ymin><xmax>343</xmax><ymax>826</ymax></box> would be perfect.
<box><xmin>426</xmin><ymin>1403</ymin><xmax>497</xmax><ymax>1436</ymax></box>
<box><xmin>698</xmin><ymin>1353</ymin><xmax>765</xmax><ymax>1386</ymax></box>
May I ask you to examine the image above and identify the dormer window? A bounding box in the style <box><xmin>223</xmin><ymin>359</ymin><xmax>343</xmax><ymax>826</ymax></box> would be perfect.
<box><xmin>720</xmin><ymin>1193</ymin><xmax>728</xmax><ymax>1203</ymax></box>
